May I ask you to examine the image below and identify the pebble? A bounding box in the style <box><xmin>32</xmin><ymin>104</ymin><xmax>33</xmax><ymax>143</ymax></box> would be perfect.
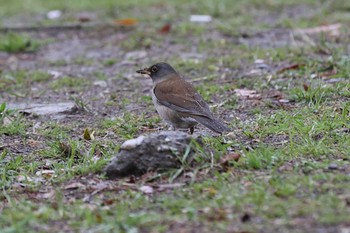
<box><xmin>328</xmin><ymin>163</ymin><xmax>338</xmax><ymax>170</ymax></box>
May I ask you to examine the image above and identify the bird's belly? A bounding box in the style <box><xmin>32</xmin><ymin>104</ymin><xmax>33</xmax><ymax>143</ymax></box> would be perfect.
<box><xmin>152</xmin><ymin>94</ymin><xmax>197</xmax><ymax>129</ymax></box>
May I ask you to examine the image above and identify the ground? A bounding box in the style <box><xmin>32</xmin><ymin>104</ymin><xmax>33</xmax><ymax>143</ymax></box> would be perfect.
<box><xmin>0</xmin><ymin>0</ymin><xmax>350</xmax><ymax>232</ymax></box>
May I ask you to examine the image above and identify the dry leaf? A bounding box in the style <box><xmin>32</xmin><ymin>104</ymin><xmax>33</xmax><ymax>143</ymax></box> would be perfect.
<box><xmin>59</xmin><ymin>142</ymin><xmax>72</xmax><ymax>157</ymax></box>
<box><xmin>295</xmin><ymin>23</ymin><xmax>341</xmax><ymax>37</ymax></box>
<box><xmin>159</xmin><ymin>23</ymin><xmax>171</xmax><ymax>34</ymax></box>
<box><xmin>303</xmin><ymin>83</ymin><xmax>309</xmax><ymax>91</ymax></box>
<box><xmin>103</xmin><ymin>199</ymin><xmax>115</xmax><ymax>206</ymax></box>
<box><xmin>39</xmin><ymin>190</ymin><xmax>56</xmax><ymax>199</ymax></box>
<box><xmin>277</xmin><ymin>64</ymin><xmax>305</xmax><ymax>74</ymax></box>
<box><xmin>64</xmin><ymin>182</ymin><xmax>84</xmax><ymax>190</ymax></box>
<box><xmin>114</xmin><ymin>18</ymin><xmax>138</xmax><ymax>26</ymax></box>
<box><xmin>203</xmin><ymin>187</ymin><xmax>217</xmax><ymax>196</ymax></box>
<box><xmin>234</xmin><ymin>89</ymin><xmax>261</xmax><ymax>99</ymax></box>
<box><xmin>35</xmin><ymin>170</ymin><xmax>55</xmax><ymax>179</ymax></box>
<box><xmin>83</xmin><ymin>128</ymin><xmax>95</xmax><ymax>140</ymax></box>
<box><xmin>220</xmin><ymin>152</ymin><xmax>241</xmax><ymax>167</ymax></box>
<box><xmin>59</xmin><ymin>141</ymin><xmax>82</xmax><ymax>159</ymax></box>
<box><xmin>139</xmin><ymin>185</ymin><xmax>153</xmax><ymax>194</ymax></box>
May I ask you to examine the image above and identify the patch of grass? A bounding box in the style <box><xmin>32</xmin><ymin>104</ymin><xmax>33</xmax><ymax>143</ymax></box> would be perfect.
<box><xmin>1</xmin><ymin>0</ymin><xmax>350</xmax><ymax>232</ymax></box>
<box><xmin>0</xmin><ymin>70</ymin><xmax>52</xmax><ymax>93</ymax></box>
<box><xmin>49</xmin><ymin>76</ymin><xmax>89</xmax><ymax>91</ymax></box>
<box><xmin>101</xmin><ymin>112</ymin><xmax>160</xmax><ymax>139</ymax></box>
<box><xmin>0</xmin><ymin>103</ymin><xmax>27</xmax><ymax>136</ymax></box>
<box><xmin>48</xmin><ymin>59</ymin><xmax>68</xmax><ymax>66</ymax></box>
<box><xmin>103</xmin><ymin>59</ymin><xmax>117</xmax><ymax>67</ymax></box>
<box><xmin>0</xmin><ymin>33</ymin><xmax>40</xmax><ymax>53</ymax></box>
<box><xmin>73</xmin><ymin>56</ymin><xmax>94</xmax><ymax>66</ymax></box>
<box><xmin>0</xmin><ymin>152</ymin><xmax>26</xmax><ymax>188</ymax></box>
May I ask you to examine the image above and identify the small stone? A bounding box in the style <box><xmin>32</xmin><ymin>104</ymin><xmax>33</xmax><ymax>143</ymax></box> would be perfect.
<box><xmin>190</xmin><ymin>15</ymin><xmax>212</xmax><ymax>23</ymax></box>
<box><xmin>47</xmin><ymin>10</ymin><xmax>62</xmax><ymax>20</ymax></box>
<box><xmin>121</xmin><ymin>136</ymin><xmax>145</xmax><ymax>150</ymax></box>
<box><xmin>93</xmin><ymin>80</ymin><xmax>107</xmax><ymax>88</ymax></box>
<box><xmin>3</xmin><ymin>117</ymin><xmax>12</xmax><ymax>126</ymax></box>
<box><xmin>328</xmin><ymin>163</ymin><xmax>338</xmax><ymax>170</ymax></box>
<box><xmin>139</xmin><ymin>185</ymin><xmax>153</xmax><ymax>194</ymax></box>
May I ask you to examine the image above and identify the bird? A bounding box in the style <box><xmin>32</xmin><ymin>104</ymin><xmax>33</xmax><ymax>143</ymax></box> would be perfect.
<box><xmin>136</xmin><ymin>62</ymin><xmax>229</xmax><ymax>134</ymax></box>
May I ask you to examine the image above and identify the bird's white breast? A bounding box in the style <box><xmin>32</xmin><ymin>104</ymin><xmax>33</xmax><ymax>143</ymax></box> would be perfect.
<box><xmin>151</xmin><ymin>87</ymin><xmax>197</xmax><ymax>129</ymax></box>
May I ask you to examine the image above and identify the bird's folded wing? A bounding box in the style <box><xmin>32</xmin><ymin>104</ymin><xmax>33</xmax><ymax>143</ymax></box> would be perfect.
<box><xmin>154</xmin><ymin>76</ymin><xmax>213</xmax><ymax>118</ymax></box>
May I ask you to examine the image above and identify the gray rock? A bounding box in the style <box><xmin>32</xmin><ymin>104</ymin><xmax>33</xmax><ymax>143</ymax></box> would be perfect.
<box><xmin>7</xmin><ymin>102</ymin><xmax>77</xmax><ymax>115</ymax></box>
<box><xmin>328</xmin><ymin>163</ymin><xmax>338</xmax><ymax>170</ymax></box>
<box><xmin>104</xmin><ymin>131</ymin><xmax>201</xmax><ymax>178</ymax></box>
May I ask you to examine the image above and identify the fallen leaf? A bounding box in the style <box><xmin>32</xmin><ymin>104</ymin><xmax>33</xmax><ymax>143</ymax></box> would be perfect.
<box><xmin>278</xmin><ymin>99</ymin><xmax>290</xmax><ymax>103</ymax></box>
<box><xmin>220</xmin><ymin>152</ymin><xmax>241</xmax><ymax>167</ymax></box>
<box><xmin>234</xmin><ymin>89</ymin><xmax>261</xmax><ymax>99</ymax></box>
<box><xmin>203</xmin><ymin>187</ymin><xmax>217</xmax><ymax>196</ymax></box>
<box><xmin>95</xmin><ymin>213</ymin><xmax>103</xmax><ymax>223</ymax></box>
<box><xmin>114</xmin><ymin>18</ymin><xmax>138</xmax><ymax>26</ymax></box>
<box><xmin>159</xmin><ymin>23</ymin><xmax>171</xmax><ymax>34</ymax></box>
<box><xmin>277</xmin><ymin>64</ymin><xmax>305</xmax><ymax>74</ymax></box>
<box><xmin>303</xmin><ymin>83</ymin><xmax>309</xmax><ymax>91</ymax></box>
<box><xmin>83</xmin><ymin>128</ymin><xmax>95</xmax><ymax>140</ymax></box>
<box><xmin>139</xmin><ymin>185</ymin><xmax>153</xmax><ymax>194</ymax></box>
<box><xmin>76</xmin><ymin>13</ymin><xmax>94</xmax><ymax>23</ymax></box>
<box><xmin>59</xmin><ymin>141</ymin><xmax>83</xmax><ymax>159</ymax></box>
<box><xmin>59</xmin><ymin>142</ymin><xmax>72</xmax><ymax>157</ymax></box>
<box><xmin>103</xmin><ymin>199</ymin><xmax>115</xmax><ymax>206</ymax></box>
<box><xmin>204</xmin><ymin>207</ymin><xmax>228</xmax><ymax>221</ymax></box>
<box><xmin>39</xmin><ymin>190</ymin><xmax>56</xmax><ymax>199</ymax></box>
<box><xmin>64</xmin><ymin>182</ymin><xmax>84</xmax><ymax>190</ymax></box>
<box><xmin>17</xmin><ymin>175</ymin><xmax>34</xmax><ymax>182</ymax></box>
<box><xmin>35</xmin><ymin>170</ymin><xmax>55</xmax><ymax>179</ymax></box>
<box><xmin>27</xmin><ymin>139</ymin><xmax>41</xmax><ymax>147</ymax></box>
<box><xmin>78</xmin><ymin>16</ymin><xmax>91</xmax><ymax>22</ymax></box>
<box><xmin>83</xmin><ymin>182</ymin><xmax>108</xmax><ymax>203</ymax></box>
<box><xmin>319</xmin><ymin>69</ymin><xmax>337</xmax><ymax>78</ymax></box>
<box><xmin>295</xmin><ymin>23</ymin><xmax>342</xmax><ymax>37</ymax></box>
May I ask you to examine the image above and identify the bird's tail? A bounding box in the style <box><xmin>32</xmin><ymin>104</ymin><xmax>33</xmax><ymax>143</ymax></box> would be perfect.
<box><xmin>193</xmin><ymin>115</ymin><xmax>230</xmax><ymax>134</ymax></box>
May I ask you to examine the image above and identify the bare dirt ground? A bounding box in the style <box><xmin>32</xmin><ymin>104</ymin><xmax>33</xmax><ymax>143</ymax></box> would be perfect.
<box><xmin>1</xmin><ymin>1</ymin><xmax>350</xmax><ymax>232</ymax></box>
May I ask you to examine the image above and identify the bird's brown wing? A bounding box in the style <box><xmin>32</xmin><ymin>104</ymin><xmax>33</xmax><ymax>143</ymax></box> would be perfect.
<box><xmin>153</xmin><ymin>75</ymin><xmax>213</xmax><ymax>118</ymax></box>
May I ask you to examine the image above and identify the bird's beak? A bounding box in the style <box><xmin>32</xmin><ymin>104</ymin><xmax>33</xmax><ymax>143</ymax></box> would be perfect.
<box><xmin>136</xmin><ymin>67</ymin><xmax>151</xmax><ymax>75</ymax></box>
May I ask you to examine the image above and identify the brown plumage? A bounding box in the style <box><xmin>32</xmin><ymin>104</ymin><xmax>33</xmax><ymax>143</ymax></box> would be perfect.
<box><xmin>136</xmin><ymin>62</ymin><xmax>229</xmax><ymax>134</ymax></box>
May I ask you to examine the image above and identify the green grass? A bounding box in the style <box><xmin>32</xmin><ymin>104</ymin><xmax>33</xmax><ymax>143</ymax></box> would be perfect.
<box><xmin>0</xmin><ymin>70</ymin><xmax>52</xmax><ymax>95</ymax></box>
<box><xmin>0</xmin><ymin>103</ymin><xmax>27</xmax><ymax>136</ymax></box>
<box><xmin>49</xmin><ymin>76</ymin><xmax>89</xmax><ymax>91</ymax></box>
<box><xmin>0</xmin><ymin>33</ymin><xmax>40</xmax><ymax>53</ymax></box>
<box><xmin>1</xmin><ymin>0</ymin><xmax>350</xmax><ymax>232</ymax></box>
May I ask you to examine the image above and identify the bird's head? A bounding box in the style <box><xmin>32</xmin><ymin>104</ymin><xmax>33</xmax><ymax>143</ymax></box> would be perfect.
<box><xmin>136</xmin><ymin>62</ymin><xmax>178</xmax><ymax>83</ymax></box>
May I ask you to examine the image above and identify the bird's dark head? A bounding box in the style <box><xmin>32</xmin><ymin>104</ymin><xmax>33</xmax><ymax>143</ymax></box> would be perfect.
<box><xmin>136</xmin><ymin>62</ymin><xmax>178</xmax><ymax>83</ymax></box>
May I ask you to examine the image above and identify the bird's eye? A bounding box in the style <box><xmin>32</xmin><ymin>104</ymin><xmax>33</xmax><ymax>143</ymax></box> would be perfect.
<box><xmin>151</xmin><ymin>66</ymin><xmax>158</xmax><ymax>72</ymax></box>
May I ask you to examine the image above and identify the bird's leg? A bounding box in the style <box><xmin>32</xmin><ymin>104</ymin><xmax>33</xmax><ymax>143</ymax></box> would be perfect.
<box><xmin>189</xmin><ymin>126</ymin><xmax>194</xmax><ymax>135</ymax></box>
